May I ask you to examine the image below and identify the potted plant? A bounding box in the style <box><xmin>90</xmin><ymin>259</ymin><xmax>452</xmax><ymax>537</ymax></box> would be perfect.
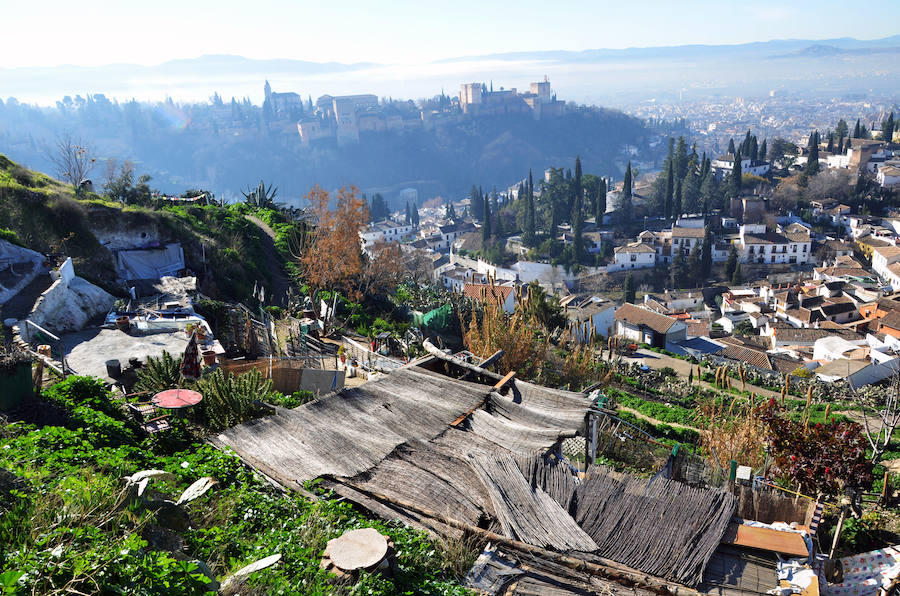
<box><xmin>0</xmin><ymin>347</ymin><xmax>34</xmax><ymax>410</ymax></box>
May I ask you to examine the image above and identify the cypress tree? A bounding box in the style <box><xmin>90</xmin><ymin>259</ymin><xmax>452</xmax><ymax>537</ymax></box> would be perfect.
<box><xmin>731</xmin><ymin>264</ymin><xmax>743</xmax><ymax>285</ymax></box>
<box><xmin>674</xmin><ymin>178</ymin><xmax>683</xmax><ymax>221</ymax></box>
<box><xmin>759</xmin><ymin>139</ymin><xmax>767</xmax><ymax>162</ymax></box>
<box><xmin>623</xmin><ymin>273</ymin><xmax>636</xmax><ymax>304</ymax></box>
<box><xmin>806</xmin><ymin>131</ymin><xmax>820</xmax><ymax>176</ymax></box>
<box><xmin>837</xmin><ymin>135</ymin><xmax>844</xmax><ymax>154</ymax></box>
<box><xmin>482</xmin><ymin>194</ymin><xmax>491</xmax><ymax>243</ymax></box>
<box><xmin>572</xmin><ymin>157</ymin><xmax>584</xmax><ymax>259</ymax></box>
<box><xmin>674</xmin><ymin>136</ymin><xmax>688</xmax><ymax>179</ymax></box>
<box><xmin>826</xmin><ymin>132</ymin><xmax>834</xmax><ymax>153</ymax></box>
<box><xmin>727</xmin><ymin>138</ymin><xmax>736</xmax><ymax>155</ymax></box>
<box><xmin>670</xmin><ymin>248</ymin><xmax>688</xmax><ymax>289</ymax></box>
<box><xmin>742</xmin><ymin>130</ymin><xmax>752</xmax><ymax>155</ymax></box>
<box><xmin>750</xmin><ymin>136</ymin><xmax>758</xmax><ymax>161</ymax></box>
<box><xmin>729</xmin><ymin>151</ymin><xmax>742</xmax><ymax>199</ymax></box>
<box><xmin>405</xmin><ymin>202</ymin><xmax>412</xmax><ymax>225</ymax></box>
<box><xmin>854</xmin><ymin>119</ymin><xmax>862</xmax><ymax>138</ymax></box>
<box><xmin>470</xmin><ymin>185</ymin><xmax>484</xmax><ymax>222</ymax></box>
<box><xmin>724</xmin><ymin>245</ymin><xmax>738</xmax><ymax>280</ymax></box>
<box><xmin>412</xmin><ymin>203</ymin><xmax>419</xmax><ymax>226</ymax></box>
<box><xmin>595</xmin><ymin>178</ymin><xmax>607</xmax><ymax>226</ymax></box>
<box><xmin>687</xmin><ymin>243</ymin><xmax>702</xmax><ymax>288</ymax></box>
<box><xmin>527</xmin><ymin>170</ymin><xmax>536</xmax><ymax>238</ymax></box>
<box><xmin>884</xmin><ymin>112</ymin><xmax>895</xmax><ymax>143</ymax></box>
<box><xmin>664</xmin><ymin>161</ymin><xmax>674</xmax><ymax>221</ymax></box>
<box><xmin>700</xmin><ymin>227</ymin><xmax>712</xmax><ymax>280</ymax></box>
<box><xmin>618</xmin><ymin>162</ymin><xmax>634</xmax><ymax>227</ymax></box>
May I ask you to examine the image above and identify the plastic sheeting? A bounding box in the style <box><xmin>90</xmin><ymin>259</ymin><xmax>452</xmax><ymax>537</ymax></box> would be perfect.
<box><xmin>115</xmin><ymin>244</ymin><xmax>185</xmax><ymax>280</ymax></box>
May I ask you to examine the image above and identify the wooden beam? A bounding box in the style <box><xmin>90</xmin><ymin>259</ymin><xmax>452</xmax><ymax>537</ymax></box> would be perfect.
<box><xmin>493</xmin><ymin>370</ymin><xmax>516</xmax><ymax>390</ymax></box>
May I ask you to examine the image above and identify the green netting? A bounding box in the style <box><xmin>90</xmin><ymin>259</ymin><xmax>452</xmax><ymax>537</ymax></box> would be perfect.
<box><xmin>411</xmin><ymin>304</ymin><xmax>452</xmax><ymax>331</ymax></box>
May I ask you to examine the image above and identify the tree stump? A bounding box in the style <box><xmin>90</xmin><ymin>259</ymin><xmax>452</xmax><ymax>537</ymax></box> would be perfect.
<box><xmin>320</xmin><ymin>528</ymin><xmax>395</xmax><ymax>580</ymax></box>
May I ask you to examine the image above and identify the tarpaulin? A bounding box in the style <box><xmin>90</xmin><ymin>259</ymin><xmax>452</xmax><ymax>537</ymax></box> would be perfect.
<box><xmin>115</xmin><ymin>243</ymin><xmax>185</xmax><ymax>280</ymax></box>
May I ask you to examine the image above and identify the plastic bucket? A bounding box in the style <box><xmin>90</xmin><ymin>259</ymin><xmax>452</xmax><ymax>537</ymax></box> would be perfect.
<box><xmin>105</xmin><ymin>359</ymin><xmax>121</xmax><ymax>378</ymax></box>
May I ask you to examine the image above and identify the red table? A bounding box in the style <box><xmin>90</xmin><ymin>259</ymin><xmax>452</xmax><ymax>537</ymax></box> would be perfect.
<box><xmin>152</xmin><ymin>389</ymin><xmax>203</xmax><ymax>410</ymax></box>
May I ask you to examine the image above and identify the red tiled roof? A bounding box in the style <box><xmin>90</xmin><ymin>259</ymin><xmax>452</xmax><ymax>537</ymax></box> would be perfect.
<box><xmin>462</xmin><ymin>283</ymin><xmax>514</xmax><ymax>303</ymax></box>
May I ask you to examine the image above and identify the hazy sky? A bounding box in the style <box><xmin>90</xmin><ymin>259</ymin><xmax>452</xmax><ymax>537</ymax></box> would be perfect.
<box><xmin>1</xmin><ymin>0</ymin><xmax>897</xmax><ymax>68</ymax></box>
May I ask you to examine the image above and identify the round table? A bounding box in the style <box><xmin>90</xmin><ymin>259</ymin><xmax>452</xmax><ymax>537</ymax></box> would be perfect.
<box><xmin>152</xmin><ymin>389</ymin><xmax>203</xmax><ymax>410</ymax></box>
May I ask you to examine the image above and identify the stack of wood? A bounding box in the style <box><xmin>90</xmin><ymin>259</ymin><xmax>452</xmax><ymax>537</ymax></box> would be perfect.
<box><xmin>320</xmin><ymin>528</ymin><xmax>395</xmax><ymax>580</ymax></box>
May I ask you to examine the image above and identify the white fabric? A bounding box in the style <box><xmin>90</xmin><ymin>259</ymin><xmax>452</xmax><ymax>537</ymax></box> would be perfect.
<box><xmin>116</xmin><ymin>244</ymin><xmax>184</xmax><ymax>280</ymax></box>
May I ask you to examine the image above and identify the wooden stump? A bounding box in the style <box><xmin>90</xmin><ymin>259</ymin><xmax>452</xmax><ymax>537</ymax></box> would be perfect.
<box><xmin>320</xmin><ymin>528</ymin><xmax>395</xmax><ymax>580</ymax></box>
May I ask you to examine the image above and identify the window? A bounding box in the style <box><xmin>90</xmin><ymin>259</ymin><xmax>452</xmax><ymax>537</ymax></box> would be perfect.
<box><xmin>792</xmin><ymin>245</ymin><xmax>797</xmax><ymax>252</ymax></box>
<box><xmin>630</xmin><ymin>254</ymin><xmax>637</xmax><ymax>262</ymax></box>
<box><xmin>803</xmin><ymin>245</ymin><xmax>807</xmax><ymax>252</ymax></box>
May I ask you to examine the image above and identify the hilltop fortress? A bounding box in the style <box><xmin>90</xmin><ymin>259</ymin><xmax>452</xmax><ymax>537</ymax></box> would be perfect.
<box><xmin>265</xmin><ymin>77</ymin><xmax>567</xmax><ymax>147</ymax></box>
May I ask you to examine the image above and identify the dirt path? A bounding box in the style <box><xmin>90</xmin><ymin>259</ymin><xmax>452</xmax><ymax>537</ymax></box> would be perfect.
<box><xmin>245</xmin><ymin>215</ymin><xmax>293</xmax><ymax>307</ymax></box>
<box><xmin>616</xmin><ymin>406</ymin><xmax>700</xmax><ymax>432</ymax></box>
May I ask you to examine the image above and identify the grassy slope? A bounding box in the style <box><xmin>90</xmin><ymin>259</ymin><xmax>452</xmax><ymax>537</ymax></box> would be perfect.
<box><xmin>0</xmin><ymin>154</ymin><xmax>284</xmax><ymax>301</ymax></box>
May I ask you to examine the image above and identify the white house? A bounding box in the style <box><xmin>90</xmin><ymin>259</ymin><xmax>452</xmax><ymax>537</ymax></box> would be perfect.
<box><xmin>614</xmin><ymin>303</ymin><xmax>688</xmax><ymax>348</ymax></box>
<box><xmin>738</xmin><ymin>224</ymin><xmax>811</xmax><ymax>265</ymax></box>
<box><xmin>710</xmin><ymin>154</ymin><xmax>770</xmax><ymax>180</ymax></box>
<box><xmin>360</xmin><ymin>219</ymin><xmax>415</xmax><ymax>249</ymax></box>
<box><xmin>871</xmin><ymin>245</ymin><xmax>900</xmax><ymax>291</ymax></box>
<box><xmin>877</xmin><ymin>166</ymin><xmax>900</xmax><ymax>189</ymax></box>
<box><xmin>609</xmin><ymin>241</ymin><xmax>656</xmax><ymax>272</ymax></box>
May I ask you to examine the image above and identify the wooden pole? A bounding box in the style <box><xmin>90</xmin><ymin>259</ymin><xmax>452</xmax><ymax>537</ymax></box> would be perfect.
<box><xmin>327</xmin><ymin>477</ymin><xmax>701</xmax><ymax>596</ymax></box>
<box><xmin>829</xmin><ymin>506</ymin><xmax>847</xmax><ymax>560</ymax></box>
<box><xmin>882</xmin><ymin>471</ymin><xmax>890</xmax><ymax>507</ymax></box>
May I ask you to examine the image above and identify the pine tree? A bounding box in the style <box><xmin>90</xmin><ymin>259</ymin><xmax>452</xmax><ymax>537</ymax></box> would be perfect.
<box><xmin>731</xmin><ymin>264</ymin><xmax>743</xmax><ymax>285</ymax></box>
<box><xmin>664</xmin><ymin>161</ymin><xmax>674</xmax><ymax>221</ymax></box>
<box><xmin>446</xmin><ymin>201</ymin><xmax>457</xmax><ymax>221</ymax></box>
<box><xmin>836</xmin><ymin>118</ymin><xmax>849</xmax><ymax>140</ymax></box>
<box><xmin>700</xmin><ymin>227</ymin><xmax>712</xmax><ymax>280</ymax></box>
<box><xmin>674</xmin><ymin>178</ymin><xmax>683</xmax><ymax>221</ymax></box>
<box><xmin>623</xmin><ymin>273</ymin><xmax>636</xmax><ymax>304</ymax></box>
<box><xmin>759</xmin><ymin>139</ymin><xmax>767</xmax><ymax>162</ymax></box>
<box><xmin>724</xmin><ymin>245</ymin><xmax>738</xmax><ymax>280</ymax></box>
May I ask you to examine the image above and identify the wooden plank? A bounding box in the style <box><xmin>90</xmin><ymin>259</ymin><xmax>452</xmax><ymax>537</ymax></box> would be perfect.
<box><xmin>723</xmin><ymin>523</ymin><xmax>809</xmax><ymax>557</ymax></box>
<box><xmin>493</xmin><ymin>371</ymin><xmax>516</xmax><ymax>390</ymax></box>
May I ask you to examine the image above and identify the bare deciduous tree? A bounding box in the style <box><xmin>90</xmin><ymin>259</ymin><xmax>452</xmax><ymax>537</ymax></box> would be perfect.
<box><xmin>47</xmin><ymin>132</ymin><xmax>96</xmax><ymax>186</ymax></box>
<box><xmin>854</xmin><ymin>374</ymin><xmax>900</xmax><ymax>464</ymax></box>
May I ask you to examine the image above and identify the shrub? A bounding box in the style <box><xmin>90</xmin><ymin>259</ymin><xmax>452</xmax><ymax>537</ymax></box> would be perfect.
<box><xmin>43</xmin><ymin>376</ymin><xmax>119</xmax><ymax>418</ymax></box>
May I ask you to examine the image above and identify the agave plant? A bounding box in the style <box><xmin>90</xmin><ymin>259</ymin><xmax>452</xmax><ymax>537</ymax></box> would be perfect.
<box><xmin>135</xmin><ymin>351</ymin><xmax>183</xmax><ymax>393</ymax></box>
<box><xmin>241</xmin><ymin>180</ymin><xmax>278</xmax><ymax>209</ymax></box>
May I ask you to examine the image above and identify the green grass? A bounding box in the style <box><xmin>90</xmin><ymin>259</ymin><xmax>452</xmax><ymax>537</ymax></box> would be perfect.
<box><xmin>0</xmin><ymin>375</ymin><xmax>474</xmax><ymax>595</ymax></box>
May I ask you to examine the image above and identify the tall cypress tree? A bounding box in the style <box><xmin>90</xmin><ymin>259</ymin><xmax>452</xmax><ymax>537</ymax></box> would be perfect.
<box><xmin>670</xmin><ymin>248</ymin><xmax>688</xmax><ymax>289</ymax></box>
<box><xmin>727</xmin><ymin>138</ymin><xmax>736</xmax><ymax>155</ymax></box>
<box><xmin>470</xmin><ymin>185</ymin><xmax>484</xmax><ymax>222</ymax></box>
<box><xmin>572</xmin><ymin>157</ymin><xmax>584</xmax><ymax>259</ymax></box>
<box><xmin>596</xmin><ymin>178</ymin><xmax>607</xmax><ymax>225</ymax></box>
<box><xmin>759</xmin><ymin>139</ymin><xmax>767</xmax><ymax>162</ymax></box>
<box><xmin>729</xmin><ymin>151</ymin><xmax>742</xmax><ymax>199</ymax></box>
<box><xmin>724</xmin><ymin>245</ymin><xmax>738</xmax><ymax>280</ymax></box>
<box><xmin>854</xmin><ymin>119</ymin><xmax>862</xmax><ymax>138</ymax></box>
<box><xmin>826</xmin><ymin>132</ymin><xmax>834</xmax><ymax>153</ymax></box>
<box><xmin>527</xmin><ymin>169</ymin><xmax>536</xmax><ymax>239</ymax></box>
<box><xmin>884</xmin><ymin>112</ymin><xmax>895</xmax><ymax>143</ymax></box>
<box><xmin>618</xmin><ymin>162</ymin><xmax>634</xmax><ymax>227</ymax></box>
<box><xmin>664</xmin><ymin>161</ymin><xmax>674</xmax><ymax>221</ymax></box>
<box><xmin>405</xmin><ymin>202</ymin><xmax>412</xmax><ymax>225</ymax></box>
<box><xmin>749</xmin><ymin>136</ymin><xmax>759</xmax><ymax>161</ymax></box>
<box><xmin>674</xmin><ymin>136</ymin><xmax>689</xmax><ymax>179</ymax></box>
<box><xmin>806</xmin><ymin>131</ymin><xmax>820</xmax><ymax>176</ymax></box>
<box><xmin>673</xmin><ymin>178</ymin><xmax>683</xmax><ymax>221</ymax></box>
<box><xmin>700</xmin><ymin>227</ymin><xmax>712</xmax><ymax>280</ymax></box>
<box><xmin>623</xmin><ymin>273</ymin><xmax>636</xmax><ymax>304</ymax></box>
<box><xmin>482</xmin><ymin>194</ymin><xmax>491</xmax><ymax>243</ymax></box>
<box><xmin>837</xmin><ymin>135</ymin><xmax>844</xmax><ymax>154</ymax></box>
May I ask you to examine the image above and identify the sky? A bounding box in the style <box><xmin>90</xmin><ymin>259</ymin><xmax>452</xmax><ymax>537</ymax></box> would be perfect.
<box><xmin>0</xmin><ymin>0</ymin><xmax>898</xmax><ymax>68</ymax></box>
